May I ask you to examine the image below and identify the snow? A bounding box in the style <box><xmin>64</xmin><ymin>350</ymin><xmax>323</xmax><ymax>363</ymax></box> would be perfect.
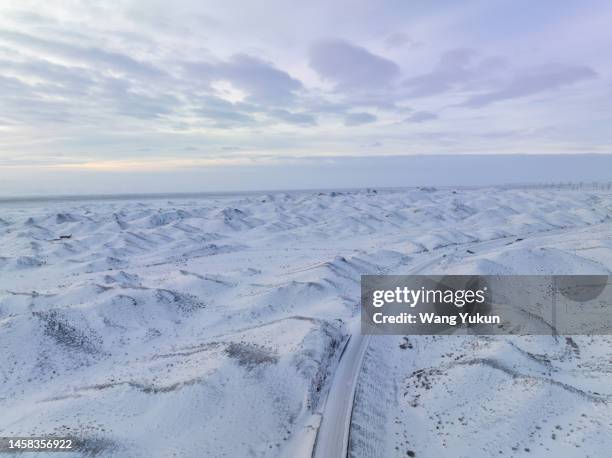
<box><xmin>0</xmin><ymin>186</ymin><xmax>611</xmax><ymax>457</ymax></box>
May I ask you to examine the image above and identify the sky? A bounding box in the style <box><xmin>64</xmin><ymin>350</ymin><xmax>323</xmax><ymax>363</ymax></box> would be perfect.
<box><xmin>1</xmin><ymin>0</ymin><xmax>611</xmax><ymax>194</ymax></box>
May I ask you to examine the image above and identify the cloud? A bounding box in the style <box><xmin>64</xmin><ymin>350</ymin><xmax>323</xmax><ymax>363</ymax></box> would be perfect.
<box><xmin>0</xmin><ymin>57</ymin><xmax>181</xmax><ymax>123</ymax></box>
<box><xmin>344</xmin><ymin>112</ymin><xmax>377</xmax><ymax>126</ymax></box>
<box><xmin>0</xmin><ymin>58</ymin><xmax>95</xmax><ymax>95</ymax></box>
<box><xmin>309</xmin><ymin>39</ymin><xmax>400</xmax><ymax>89</ymax></box>
<box><xmin>269</xmin><ymin>109</ymin><xmax>316</xmax><ymax>126</ymax></box>
<box><xmin>215</xmin><ymin>54</ymin><xmax>304</xmax><ymax>105</ymax></box>
<box><xmin>0</xmin><ymin>1</ymin><xmax>610</xmax><ymax>170</ymax></box>
<box><xmin>185</xmin><ymin>54</ymin><xmax>303</xmax><ymax>106</ymax></box>
<box><xmin>462</xmin><ymin>63</ymin><xmax>597</xmax><ymax>107</ymax></box>
<box><xmin>183</xmin><ymin>56</ymin><xmax>311</xmax><ymax>125</ymax></box>
<box><xmin>404</xmin><ymin>111</ymin><xmax>438</xmax><ymax>123</ymax></box>
<box><xmin>0</xmin><ymin>74</ymin><xmax>75</xmax><ymax>123</ymax></box>
<box><xmin>0</xmin><ymin>29</ymin><xmax>164</xmax><ymax>78</ymax></box>
<box><xmin>194</xmin><ymin>95</ymin><xmax>256</xmax><ymax>128</ymax></box>
<box><xmin>403</xmin><ymin>48</ymin><xmax>506</xmax><ymax>97</ymax></box>
<box><xmin>403</xmin><ymin>49</ymin><xmax>596</xmax><ymax>109</ymax></box>
<box><xmin>363</xmin><ymin>141</ymin><xmax>383</xmax><ymax>148</ymax></box>
<box><xmin>384</xmin><ymin>32</ymin><xmax>419</xmax><ymax>49</ymax></box>
<box><xmin>100</xmin><ymin>78</ymin><xmax>178</xmax><ymax>119</ymax></box>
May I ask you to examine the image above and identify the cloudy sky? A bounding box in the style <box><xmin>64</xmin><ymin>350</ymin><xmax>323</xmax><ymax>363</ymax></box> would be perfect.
<box><xmin>1</xmin><ymin>0</ymin><xmax>611</xmax><ymax>194</ymax></box>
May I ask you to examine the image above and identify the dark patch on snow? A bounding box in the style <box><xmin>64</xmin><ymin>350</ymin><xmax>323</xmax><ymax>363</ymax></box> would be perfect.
<box><xmin>34</xmin><ymin>310</ymin><xmax>102</xmax><ymax>354</ymax></box>
<box><xmin>225</xmin><ymin>342</ymin><xmax>279</xmax><ymax>369</ymax></box>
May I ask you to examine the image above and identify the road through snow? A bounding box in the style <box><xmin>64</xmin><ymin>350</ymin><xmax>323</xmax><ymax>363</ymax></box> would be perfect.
<box><xmin>313</xmin><ymin>328</ymin><xmax>370</xmax><ymax>458</ymax></box>
<box><xmin>313</xmin><ymin>244</ymin><xmax>455</xmax><ymax>458</ymax></box>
